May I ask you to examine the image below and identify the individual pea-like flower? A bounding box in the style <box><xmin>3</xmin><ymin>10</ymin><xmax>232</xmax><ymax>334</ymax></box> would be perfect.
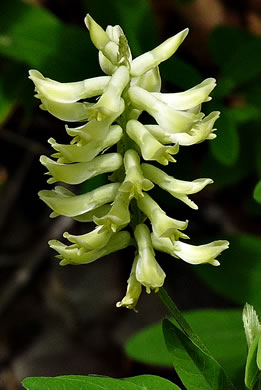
<box><xmin>93</xmin><ymin>190</ymin><xmax>131</xmax><ymax>232</ymax></box>
<box><xmin>151</xmin><ymin>233</ymin><xmax>229</xmax><ymax>266</ymax></box>
<box><xmin>40</xmin><ymin>153</ymin><xmax>122</xmax><ymax>184</ymax></box>
<box><xmin>137</xmin><ymin>193</ymin><xmax>189</xmax><ymax>241</ymax></box>
<box><xmin>30</xmin><ymin>14</ymin><xmax>229</xmax><ymax>311</ymax></box>
<box><xmin>141</xmin><ymin>163</ymin><xmax>213</xmax><ymax>209</ymax></box>
<box><xmin>126</xmin><ymin>120</ymin><xmax>179</xmax><ymax>165</ymax></box>
<box><xmin>119</xmin><ymin>150</ymin><xmax>154</xmax><ymax>199</ymax></box>
<box><xmin>116</xmin><ymin>255</ymin><xmax>142</xmax><ymax>311</ymax></box>
<box><xmin>135</xmin><ymin>224</ymin><xmax>166</xmax><ymax>293</ymax></box>
<box><xmin>144</xmin><ymin>111</ymin><xmax>219</xmax><ymax>146</ymax></box>
<box><xmin>39</xmin><ymin>183</ymin><xmax>121</xmax><ymax>218</ymax></box>
<box><xmin>50</xmin><ymin>230</ymin><xmax>131</xmax><ymax>266</ymax></box>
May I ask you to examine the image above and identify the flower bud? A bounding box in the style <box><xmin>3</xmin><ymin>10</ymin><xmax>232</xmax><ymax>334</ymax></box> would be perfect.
<box><xmin>85</xmin><ymin>15</ymin><xmax>120</xmax><ymax>65</ymax></box>
<box><xmin>39</xmin><ymin>182</ymin><xmax>121</xmax><ymax>217</ymax></box>
<box><xmin>137</xmin><ymin>193</ymin><xmax>188</xmax><ymax>241</ymax></box>
<box><xmin>50</xmin><ymin>230</ymin><xmax>131</xmax><ymax>265</ymax></box>
<box><xmin>116</xmin><ymin>255</ymin><xmax>142</xmax><ymax>311</ymax></box>
<box><xmin>134</xmin><ymin>224</ymin><xmax>166</xmax><ymax>293</ymax></box>
<box><xmin>128</xmin><ymin>86</ymin><xmax>201</xmax><ymax>133</ymax></box>
<box><xmin>94</xmin><ymin>190</ymin><xmax>131</xmax><ymax>232</ymax></box>
<box><xmin>29</xmin><ymin>70</ymin><xmax>110</xmax><ymax>103</ymax></box>
<box><xmin>126</xmin><ymin>120</ymin><xmax>179</xmax><ymax>165</ymax></box>
<box><xmin>141</xmin><ymin>163</ymin><xmax>213</xmax><ymax>209</ymax></box>
<box><xmin>120</xmin><ymin>150</ymin><xmax>154</xmax><ymax>199</ymax></box>
<box><xmin>130</xmin><ymin>29</ymin><xmax>189</xmax><ymax>77</ymax></box>
<box><xmin>152</xmin><ymin>78</ymin><xmax>216</xmax><ymax>110</ymax></box>
<box><xmin>85</xmin><ymin>14</ymin><xmax>110</xmax><ymax>51</ymax></box>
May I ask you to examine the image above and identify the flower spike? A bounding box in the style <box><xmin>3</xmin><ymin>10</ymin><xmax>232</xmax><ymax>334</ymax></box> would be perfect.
<box><xmin>30</xmin><ymin>14</ymin><xmax>229</xmax><ymax>310</ymax></box>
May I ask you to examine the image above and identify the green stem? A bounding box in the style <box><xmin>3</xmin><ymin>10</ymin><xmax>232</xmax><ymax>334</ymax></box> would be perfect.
<box><xmin>157</xmin><ymin>287</ymin><xmax>209</xmax><ymax>354</ymax></box>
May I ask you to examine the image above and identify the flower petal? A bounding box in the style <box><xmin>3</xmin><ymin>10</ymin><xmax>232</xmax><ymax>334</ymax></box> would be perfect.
<box><xmin>152</xmin><ymin>78</ymin><xmax>216</xmax><ymax>110</ymax></box>
<box><xmin>29</xmin><ymin>69</ymin><xmax>110</xmax><ymax>103</ymax></box>
<box><xmin>38</xmin><ymin>182</ymin><xmax>121</xmax><ymax>217</ymax></box>
<box><xmin>173</xmin><ymin>240</ymin><xmax>229</xmax><ymax>265</ymax></box>
<box><xmin>141</xmin><ymin>163</ymin><xmax>213</xmax><ymax>209</ymax></box>
<box><xmin>134</xmin><ymin>224</ymin><xmax>166</xmax><ymax>293</ymax></box>
<box><xmin>130</xmin><ymin>29</ymin><xmax>188</xmax><ymax>77</ymax></box>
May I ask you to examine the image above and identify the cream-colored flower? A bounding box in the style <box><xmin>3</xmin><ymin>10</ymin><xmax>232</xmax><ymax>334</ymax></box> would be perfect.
<box><xmin>116</xmin><ymin>255</ymin><xmax>142</xmax><ymax>311</ymax></box>
<box><xmin>141</xmin><ymin>163</ymin><xmax>213</xmax><ymax>209</ymax></box>
<box><xmin>120</xmin><ymin>150</ymin><xmax>154</xmax><ymax>199</ymax></box>
<box><xmin>94</xmin><ymin>190</ymin><xmax>131</xmax><ymax>232</ymax></box>
<box><xmin>126</xmin><ymin>120</ymin><xmax>179</xmax><ymax>165</ymax></box>
<box><xmin>48</xmin><ymin>124</ymin><xmax>122</xmax><ymax>163</ymax></box>
<box><xmin>28</xmin><ymin>69</ymin><xmax>110</xmax><ymax>103</ymax></box>
<box><xmin>145</xmin><ymin>111</ymin><xmax>219</xmax><ymax>146</ymax></box>
<box><xmin>152</xmin><ymin>78</ymin><xmax>216</xmax><ymax>110</ymax></box>
<box><xmin>50</xmin><ymin>230</ymin><xmax>131</xmax><ymax>266</ymax></box>
<box><xmin>137</xmin><ymin>193</ymin><xmax>188</xmax><ymax>241</ymax></box>
<box><xmin>130</xmin><ymin>29</ymin><xmax>189</xmax><ymax>77</ymax></box>
<box><xmin>39</xmin><ymin>182</ymin><xmax>120</xmax><ymax>218</ymax></box>
<box><xmin>151</xmin><ymin>233</ymin><xmax>229</xmax><ymax>266</ymax></box>
<box><xmin>135</xmin><ymin>224</ymin><xmax>166</xmax><ymax>293</ymax></box>
<box><xmin>40</xmin><ymin>152</ymin><xmax>122</xmax><ymax>185</ymax></box>
<box><xmin>63</xmin><ymin>226</ymin><xmax>112</xmax><ymax>251</ymax></box>
<box><xmin>128</xmin><ymin>86</ymin><xmax>201</xmax><ymax>133</ymax></box>
<box><xmin>87</xmin><ymin>65</ymin><xmax>129</xmax><ymax>121</ymax></box>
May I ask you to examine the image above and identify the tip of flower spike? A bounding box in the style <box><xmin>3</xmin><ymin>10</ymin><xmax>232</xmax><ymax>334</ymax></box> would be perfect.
<box><xmin>84</xmin><ymin>14</ymin><xmax>92</xmax><ymax>30</ymax></box>
<box><xmin>84</xmin><ymin>14</ymin><xmax>110</xmax><ymax>52</ymax></box>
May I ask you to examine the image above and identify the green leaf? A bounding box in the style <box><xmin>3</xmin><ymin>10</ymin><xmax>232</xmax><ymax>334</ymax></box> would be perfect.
<box><xmin>254</xmin><ymin>181</ymin><xmax>261</xmax><ymax>204</ymax></box>
<box><xmin>162</xmin><ymin>319</ymin><xmax>235</xmax><ymax>390</ymax></box>
<box><xmin>124</xmin><ymin>375</ymin><xmax>182</xmax><ymax>389</ymax></box>
<box><xmin>163</xmin><ymin>319</ymin><xmax>235</xmax><ymax>390</ymax></box>
<box><xmin>126</xmin><ymin>318</ymin><xmax>171</xmax><ymax>366</ymax></box>
<box><xmin>228</xmin><ymin>106</ymin><xmax>261</xmax><ymax>124</ymax></box>
<box><xmin>210</xmin><ymin>108</ymin><xmax>239</xmax><ymax>166</ymax></box>
<box><xmin>0</xmin><ymin>60</ymin><xmax>27</xmax><ymax>124</ymax></box>
<box><xmin>126</xmin><ymin>310</ymin><xmax>245</xmax><ymax>384</ymax></box>
<box><xmin>201</xmin><ymin>122</ymin><xmax>255</xmax><ymax>188</ymax></box>
<box><xmin>0</xmin><ymin>0</ymin><xmax>97</xmax><ymax>80</ymax></box>
<box><xmin>194</xmin><ymin>234</ymin><xmax>261</xmax><ymax>312</ymax></box>
<box><xmin>22</xmin><ymin>374</ymin><xmax>181</xmax><ymax>390</ymax></box>
<box><xmin>209</xmin><ymin>27</ymin><xmax>261</xmax><ymax>91</ymax></box>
